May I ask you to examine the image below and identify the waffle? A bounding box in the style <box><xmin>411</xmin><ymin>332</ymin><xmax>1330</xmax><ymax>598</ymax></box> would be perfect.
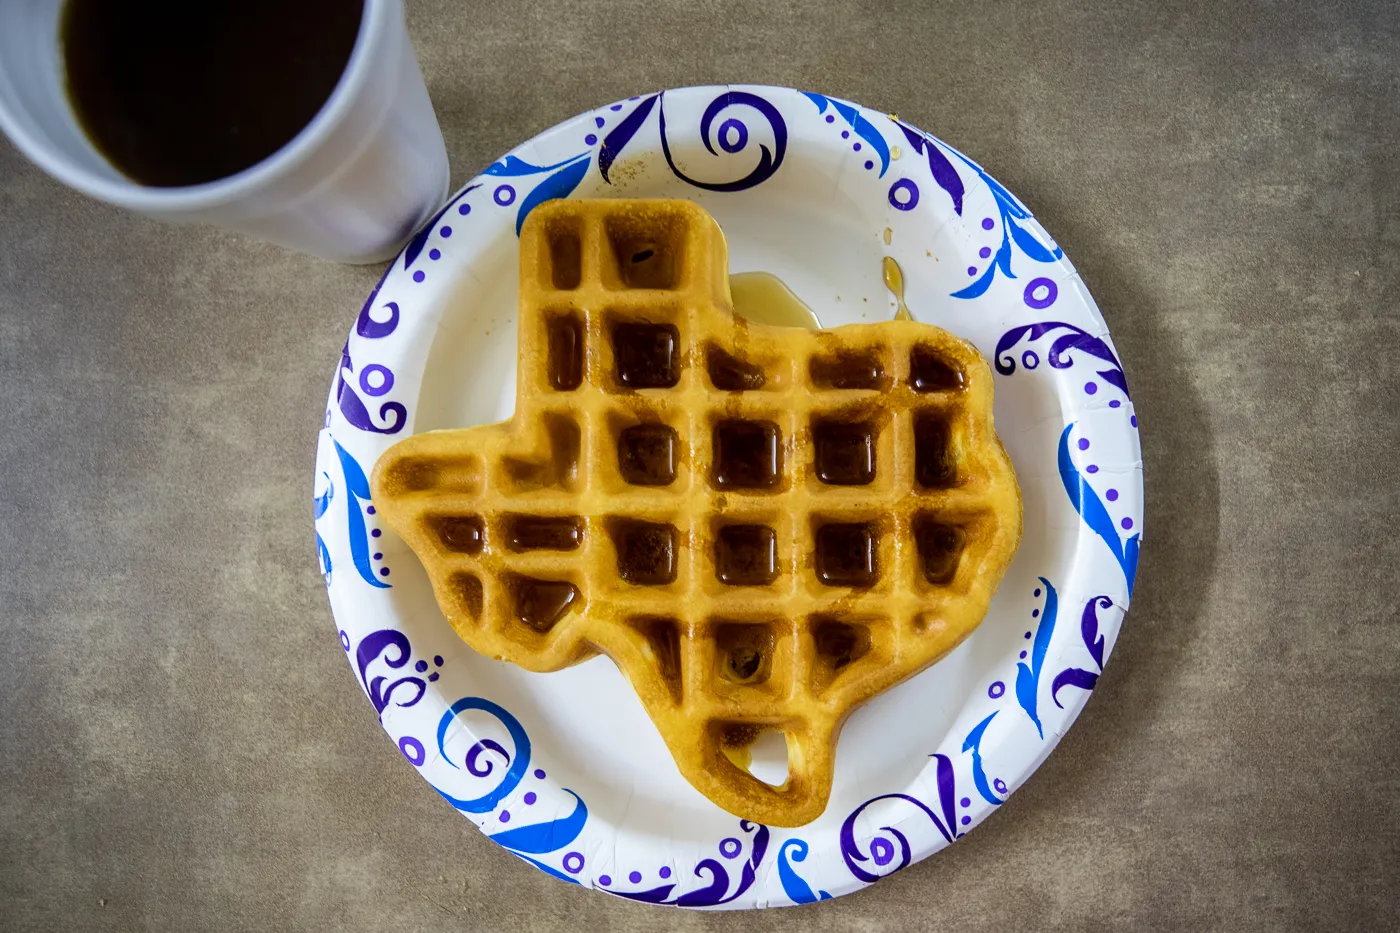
<box><xmin>370</xmin><ymin>199</ymin><xmax>1022</xmax><ymax>827</ymax></box>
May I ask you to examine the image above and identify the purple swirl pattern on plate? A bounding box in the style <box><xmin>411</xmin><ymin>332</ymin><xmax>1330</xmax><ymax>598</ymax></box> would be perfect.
<box><xmin>1052</xmin><ymin>595</ymin><xmax>1114</xmax><ymax>709</ymax></box>
<box><xmin>839</xmin><ymin>755</ymin><xmax>959</xmax><ymax>883</ymax></box>
<box><xmin>600</xmin><ymin>89</ymin><xmax>788</xmax><ymax>194</ymax></box>
<box><xmin>994</xmin><ymin>320</ymin><xmax>1130</xmax><ymax>400</ymax></box>
<box><xmin>608</xmin><ymin>821</ymin><xmax>770</xmax><ymax>906</ymax></box>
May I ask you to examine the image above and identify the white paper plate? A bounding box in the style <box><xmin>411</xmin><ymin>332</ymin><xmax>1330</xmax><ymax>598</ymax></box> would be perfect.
<box><xmin>313</xmin><ymin>85</ymin><xmax>1143</xmax><ymax>909</ymax></box>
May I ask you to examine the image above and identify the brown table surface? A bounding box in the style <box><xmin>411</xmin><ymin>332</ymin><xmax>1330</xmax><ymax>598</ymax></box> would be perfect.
<box><xmin>3</xmin><ymin>1</ymin><xmax>1397</xmax><ymax>930</ymax></box>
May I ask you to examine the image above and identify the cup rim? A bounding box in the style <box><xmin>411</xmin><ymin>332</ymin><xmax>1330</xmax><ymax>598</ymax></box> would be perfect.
<box><xmin>0</xmin><ymin>0</ymin><xmax>393</xmax><ymax>212</ymax></box>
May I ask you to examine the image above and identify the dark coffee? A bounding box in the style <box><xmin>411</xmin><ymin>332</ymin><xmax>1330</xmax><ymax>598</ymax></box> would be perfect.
<box><xmin>62</xmin><ymin>0</ymin><xmax>363</xmax><ymax>187</ymax></box>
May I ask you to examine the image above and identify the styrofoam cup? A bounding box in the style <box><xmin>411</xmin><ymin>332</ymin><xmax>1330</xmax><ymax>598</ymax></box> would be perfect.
<box><xmin>0</xmin><ymin>0</ymin><xmax>450</xmax><ymax>264</ymax></box>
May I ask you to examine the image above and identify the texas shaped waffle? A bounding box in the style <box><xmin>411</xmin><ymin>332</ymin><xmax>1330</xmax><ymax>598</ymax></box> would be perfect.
<box><xmin>370</xmin><ymin>199</ymin><xmax>1022</xmax><ymax>827</ymax></box>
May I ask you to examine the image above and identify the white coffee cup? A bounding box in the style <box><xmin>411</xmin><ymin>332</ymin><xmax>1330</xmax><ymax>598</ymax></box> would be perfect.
<box><xmin>0</xmin><ymin>0</ymin><xmax>450</xmax><ymax>264</ymax></box>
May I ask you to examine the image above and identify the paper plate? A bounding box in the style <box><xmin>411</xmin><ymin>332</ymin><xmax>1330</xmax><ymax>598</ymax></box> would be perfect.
<box><xmin>313</xmin><ymin>85</ymin><xmax>1142</xmax><ymax>909</ymax></box>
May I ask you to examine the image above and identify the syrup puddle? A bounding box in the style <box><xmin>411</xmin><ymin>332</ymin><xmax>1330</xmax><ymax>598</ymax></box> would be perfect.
<box><xmin>730</xmin><ymin>272</ymin><xmax>821</xmax><ymax>330</ymax></box>
<box><xmin>730</xmin><ymin>261</ymin><xmax>913</xmax><ymax>329</ymax></box>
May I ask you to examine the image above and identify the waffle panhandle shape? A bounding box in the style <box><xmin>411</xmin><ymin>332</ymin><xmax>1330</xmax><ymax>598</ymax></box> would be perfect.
<box><xmin>371</xmin><ymin>199</ymin><xmax>1022</xmax><ymax>827</ymax></box>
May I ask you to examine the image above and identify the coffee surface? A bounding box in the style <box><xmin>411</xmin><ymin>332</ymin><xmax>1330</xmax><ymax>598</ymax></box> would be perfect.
<box><xmin>63</xmin><ymin>0</ymin><xmax>363</xmax><ymax>187</ymax></box>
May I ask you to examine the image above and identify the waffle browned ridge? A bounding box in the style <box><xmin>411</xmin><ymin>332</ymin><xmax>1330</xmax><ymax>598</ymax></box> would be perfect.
<box><xmin>371</xmin><ymin>199</ymin><xmax>1022</xmax><ymax>827</ymax></box>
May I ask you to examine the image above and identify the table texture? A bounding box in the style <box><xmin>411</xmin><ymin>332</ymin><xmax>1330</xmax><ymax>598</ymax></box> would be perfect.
<box><xmin>1</xmin><ymin>1</ymin><xmax>1396</xmax><ymax>929</ymax></box>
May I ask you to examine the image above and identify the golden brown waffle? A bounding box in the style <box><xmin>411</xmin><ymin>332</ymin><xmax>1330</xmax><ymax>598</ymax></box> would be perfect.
<box><xmin>371</xmin><ymin>199</ymin><xmax>1022</xmax><ymax>827</ymax></box>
